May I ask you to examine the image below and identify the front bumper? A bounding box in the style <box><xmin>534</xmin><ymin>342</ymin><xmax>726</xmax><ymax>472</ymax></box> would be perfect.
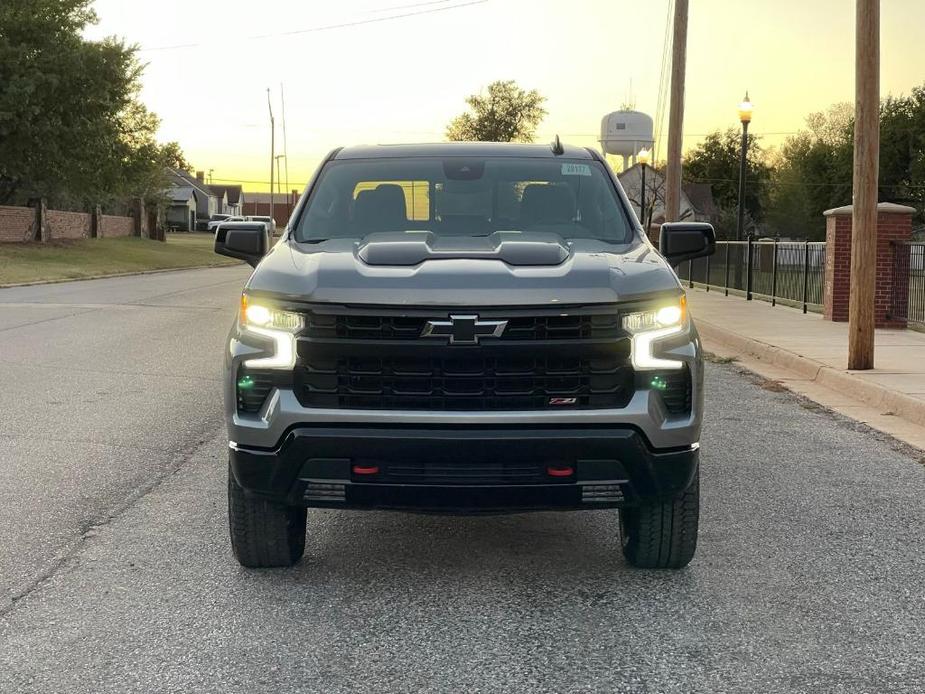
<box><xmin>230</xmin><ymin>426</ymin><xmax>698</xmax><ymax>512</ymax></box>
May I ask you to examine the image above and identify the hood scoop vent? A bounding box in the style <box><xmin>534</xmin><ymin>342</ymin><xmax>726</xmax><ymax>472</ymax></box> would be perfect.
<box><xmin>357</xmin><ymin>231</ymin><xmax>570</xmax><ymax>267</ymax></box>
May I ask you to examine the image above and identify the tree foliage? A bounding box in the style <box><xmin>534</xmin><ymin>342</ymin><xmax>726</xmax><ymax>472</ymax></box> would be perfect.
<box><xmin>759</xmin><ymin>92</ymin><xmax>925</xmax><ymax>239</ymax></box>
<box><xmin>762</xmin><ymin>104</ymin><xmax>854</xmax><ymax>239</ymax></box>
<box><xmin>446</xmin><ymin>80</ymin><xmax>547</xmax><ymax>143</ymax></box>
<box><xmin>682</xmin><ymin>129</ymin><xmax>773</xmax><ymax>238</ymax></box>
<box><xmin>0</xmin><ymin>0</ymin><xmax>186</xmax><ymax>209</ymax></box>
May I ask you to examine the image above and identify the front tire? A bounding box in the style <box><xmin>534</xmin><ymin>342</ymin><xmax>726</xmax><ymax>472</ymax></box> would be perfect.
<box><xmin>620</xmin><ymin>470</ymin><xmax>699</xmax><ymax>569</ymax></box>
<box><xmin>228</xmin><ymin>461</ymin><xmax>307</xmax><ymax>568</ymax></box>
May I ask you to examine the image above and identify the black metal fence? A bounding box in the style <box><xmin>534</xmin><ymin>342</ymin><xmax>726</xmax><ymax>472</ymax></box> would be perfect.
<box><xmin>890</xmin><ymin>242</ymin><xmax>925</xmax><ymax>326</ymax></box>
<box><xmin>679</xmin><ymin>239</ymin><xmax>827</xmax><ymax>313</ymax></box>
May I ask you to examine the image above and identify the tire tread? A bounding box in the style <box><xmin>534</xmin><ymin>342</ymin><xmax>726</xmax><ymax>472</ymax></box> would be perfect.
<box><xmin>228</xmin><ymin>462</ymin><xmax>306</xmax><ymax>568</ymax></box>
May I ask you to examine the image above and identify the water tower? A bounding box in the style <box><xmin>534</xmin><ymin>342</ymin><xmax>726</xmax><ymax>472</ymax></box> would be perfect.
<box><xmin>600</xmin><ymin>110</ymin><xmax>654</xmax><ymax>171</ymax></box>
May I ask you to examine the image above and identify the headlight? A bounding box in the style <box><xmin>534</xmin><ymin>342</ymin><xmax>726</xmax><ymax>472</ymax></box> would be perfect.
<box><xmin>623</xmin><ymin>296</ymin><xmax>687</xmax><ymax>370</ymax></box>
<box><xmin>239</xmin><ymin>294</ymin><xmax>302</xmax><ymax>369</ymax></box>
<box><xmin>240</xmin><ymin>295</ymin><xmax>303</xmax><ymax>332</ymax></box>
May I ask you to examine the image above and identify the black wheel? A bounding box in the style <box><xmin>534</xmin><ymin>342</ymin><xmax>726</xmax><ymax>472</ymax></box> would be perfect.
<box><xmin>620</xmin><ymin>470</ymin><xmax>699</xmax><ymax>569</ymax></box>
<box><xmin>228</xmin><ymin>461</ymin><xmax>306</xmax><ymax>568</ymax></box>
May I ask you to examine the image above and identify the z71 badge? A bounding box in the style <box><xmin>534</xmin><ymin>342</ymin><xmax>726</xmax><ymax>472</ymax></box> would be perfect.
<box><xmin>548</xmin><ymin>397</ymin><xmax>578</xmax><ymax>405</ymax></box>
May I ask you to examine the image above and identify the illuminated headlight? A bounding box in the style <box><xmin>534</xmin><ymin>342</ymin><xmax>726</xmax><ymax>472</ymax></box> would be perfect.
<box><xmin>622</xmin><ymin>296</ymin><xmax>687</xmax><ymax>370</ymax></box>
<box><xmin>239</xmin><ymin>294</ymin><xmax>303</xmax><ymax>369</ymax></box>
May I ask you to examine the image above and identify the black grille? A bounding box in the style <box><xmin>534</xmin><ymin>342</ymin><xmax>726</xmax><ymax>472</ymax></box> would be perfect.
<box><xmin>295</xmin><ymin>353</ymin><xmax>633</xmax><ymax>411</ymax></box>
<box><xmin>236</xmin><ymin>370</ymin><xmax>275</xmax><ymax>413</ymax></box>
<box><xmin>306</xmin><ymin>312</ymin><xmax>623</xmax><ymax>341</ymax></box>
<box><xmin>291</xmin><ymin>306</ymin><xmax>638</xmax><ymax>412</ymax></box>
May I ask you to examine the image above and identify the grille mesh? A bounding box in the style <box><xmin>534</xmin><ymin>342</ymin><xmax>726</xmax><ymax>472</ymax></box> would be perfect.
<box><xmin>236</xmin><ymin>370</ymin><xmax>275</xmax><ymax>414</ymax></box>
<box><xmin>658</xmin><ymin>367</ymin><xmax>692</xmax><ymax>415</ymax></box>
<box><xmin>295</xmin><ymin>353</ymin><xmax>633</xmax><ymax>411</ymax></box>
<box><xmin>305</xmin><ymin>312</ymin><xmax>623</xmax><ymax>341</ymax></box>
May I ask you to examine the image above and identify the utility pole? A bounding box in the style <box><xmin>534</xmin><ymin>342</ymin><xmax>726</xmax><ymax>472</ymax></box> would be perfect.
<box><xmin>664</xmin><ymin>0</ymin><xmax>688</xmax><ymax>223</ymax></box>
<box><xmin>275</xmin><ymin>155</ymin><xmax>285</xmax><ymax>224</ymax></box>
<box><xmin>267</xmin><ymin>88</ymin><xmax>275</xmax><ymax>223</ymax></box>
<box><xmin>848</xmin><ymin>0</ymin><xmax>879</xmax><ymax>370</ymax></box>
<box><xmin>281</xmin><ymin>83</ymin><xmax>291</xmax><ymax>221</ymax></box>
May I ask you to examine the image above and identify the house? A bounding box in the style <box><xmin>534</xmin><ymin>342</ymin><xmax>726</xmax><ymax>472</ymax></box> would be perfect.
<box><xmin>209</xmin><ymin>185</ymin><xmax>244</xmax><ymax>216</ymax></box>
<box><xmin>681</xmin><ymin>182</ymin><xmax>719</xmax><ymax>226</ymax></box>
<box><xmin>210</xmin><ymin>185</ymin><xmax>244</xmax><ymax>216</ymax></box>
<box><xmin>617</xmin><ymin>164</ymin><xmax>717</xmax><ymax>237</ymax></box>
<box><xmin>165</xmin><ymin>186</ymin><xmax>197</xmax><ymax>231</ymax></box>
<box><xmin>242</xmin><ymin>190</ymin><xmax>301</xmax><ymax>227</ymax></box>
<box><xmin>165</xmin><ymin>169</ymin><xmax>219</xmax><ymax>230</ymax></box>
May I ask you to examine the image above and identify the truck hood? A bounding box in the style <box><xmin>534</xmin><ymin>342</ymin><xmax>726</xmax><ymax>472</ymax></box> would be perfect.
<box><xmin>245</xmin><ymin>235</ymin><xmax>682</xmax><ymax>306</ymax></box>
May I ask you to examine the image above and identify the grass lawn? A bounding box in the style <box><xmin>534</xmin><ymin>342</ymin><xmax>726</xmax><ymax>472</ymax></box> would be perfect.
<box><xmin>0</xmin><ymin>233</ymin><xmax>241</xmax><ymax>285</ymax></box>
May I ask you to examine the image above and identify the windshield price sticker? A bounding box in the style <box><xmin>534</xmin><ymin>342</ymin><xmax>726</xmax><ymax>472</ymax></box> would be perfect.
<box><xmin>561</xmin><ymin>163</ymin><xmax>592</xmax><ymax>176</ymax></box>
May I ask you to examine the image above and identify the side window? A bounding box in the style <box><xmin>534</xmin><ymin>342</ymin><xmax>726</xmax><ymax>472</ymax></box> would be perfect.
<box><xmin>352</xmin><ymin>181</ymin><xmax>430</xmax><ymax>221</ymax></box>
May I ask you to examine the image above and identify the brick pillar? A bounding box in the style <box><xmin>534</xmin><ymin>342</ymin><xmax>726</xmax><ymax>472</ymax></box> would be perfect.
<box><xmin>822</xmin><ymin>202</ymin><xmax>915</xmax><ymax>327</ymax></box>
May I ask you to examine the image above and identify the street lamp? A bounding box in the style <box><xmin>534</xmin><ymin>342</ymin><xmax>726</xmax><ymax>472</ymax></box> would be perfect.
<box><xmin>637</xmin><ymin>147</ymin><xmax>651</xmax><ymax>233</ymax></box>
<box><xmin>735</xmin><ymin>92</ymin><xmax>753</xmax><ymax>242</ymax></box>
<box><xmin>734</xmin><ymin>92</ymin><xmax>753</xmax><ymax>295</ymax></box>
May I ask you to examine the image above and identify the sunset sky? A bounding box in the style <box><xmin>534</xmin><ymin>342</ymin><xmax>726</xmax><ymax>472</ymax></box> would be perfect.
<box><xmin>86</xmin><ymin>0</ymin><xmax>925</xmax><ymax>192</ymax></box>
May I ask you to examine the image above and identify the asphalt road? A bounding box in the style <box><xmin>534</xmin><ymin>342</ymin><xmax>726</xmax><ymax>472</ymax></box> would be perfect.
<box><xmin>0</xmin><ymin>266</ymin><xmax>251</xmax><ymax>603</ymax></box>
<box><xmin>1</xmin><ymin>268</ymin><xmax>924</xmax><ymax>693</ymax></box>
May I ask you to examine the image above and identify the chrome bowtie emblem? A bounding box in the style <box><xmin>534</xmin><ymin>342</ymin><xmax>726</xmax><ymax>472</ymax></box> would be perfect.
<box><xmin>421</xmin><ymin>314</ymin><xmax>508</xmax><ymax>345</ymax></box>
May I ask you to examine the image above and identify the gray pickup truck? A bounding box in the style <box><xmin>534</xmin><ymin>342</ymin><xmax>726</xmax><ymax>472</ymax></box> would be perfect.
<box><xmin>216</xmin><ymin>142</ymin><xmax>715</xmax><ymax>570</ymax></box>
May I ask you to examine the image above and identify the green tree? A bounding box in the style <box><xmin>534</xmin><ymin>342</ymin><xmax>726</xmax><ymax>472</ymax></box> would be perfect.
<box><xmin>446</xmin><ymin>80</ymin><xmax>547</xmax><ymax>143</ymax></box>
<box><xmin>0</xmin><ymin>0</ymin><xmax>185</xmax><ymax>209</ymax></box>
<box><xmin>682</xmin><ymin>129</ymin><xmax>772</xmax><ymax>238</ymax></box>
<box><xmin>764</xmin><ymin>105</ymin><xmax>853</xmax><ymax>239</ymax></box>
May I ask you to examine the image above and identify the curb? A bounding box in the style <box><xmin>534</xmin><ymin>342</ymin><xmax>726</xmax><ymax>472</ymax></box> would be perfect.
<box><xmin>696</xmin><ymin>319</ymin><xmax>925</xmax><ymax>428</ymax></box>
<box><xmin>0</xmin><ymin>262</ymin><xmax>243</xmax><ymax>289</ymax></box>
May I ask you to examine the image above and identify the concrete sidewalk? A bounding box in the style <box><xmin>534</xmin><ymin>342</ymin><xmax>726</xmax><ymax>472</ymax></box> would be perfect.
<box><xmin>687</xmin><ymin>289</ymin><xmax>925</xmax><ymax>449</ymax></box>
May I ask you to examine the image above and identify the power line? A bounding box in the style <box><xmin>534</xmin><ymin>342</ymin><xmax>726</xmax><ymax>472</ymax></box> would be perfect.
<box><xmin>140</xmin><ymin>0</ymin><xmax>487</xmax><ymax>52</ymax></box>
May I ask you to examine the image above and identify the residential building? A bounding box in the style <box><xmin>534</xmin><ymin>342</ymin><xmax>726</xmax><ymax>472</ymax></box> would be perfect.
<box><xmin>617</xmin><ymin>163</ymin><xmax>718</xmax><ymax>237</ymax></box>
<box><xmin>165</xmin><ymin>169</ymin><xmax>219</xmax><ymax>230</ymax></box>
<box><xmin>166</xmin><ymin>186</ymin><xmax>197</xmax><ymax>231</ymax></box>
<box><xmin>210</xmin><ymin>185</ymin><xmax>244</xmax><ymax>216</ymax></box>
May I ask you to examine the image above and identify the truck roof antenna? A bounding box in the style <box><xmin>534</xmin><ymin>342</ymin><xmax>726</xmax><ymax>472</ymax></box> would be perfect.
<box><xmin>551</xmin><ymin>135</ymin><xmax>565</xmax><ymax>155</ymax></box>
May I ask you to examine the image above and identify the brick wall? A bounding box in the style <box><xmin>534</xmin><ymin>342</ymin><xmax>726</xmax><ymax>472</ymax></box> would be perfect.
<box><xmin>101</xmin><ymin>215</ymin><xmax>134</xmax><ymax>237</ymax></box>
<box><xmin>0</xmin><ymin>205</ymin><xmax>34</xmax><ymax>242</ymax></box>
<box><xmin>46</xmin><ymin>209</ymin><xmax>91</xmax><ymax>240</ymax></box>
<box><xmin>0</xmin><ymin>204</ymin><xmax>134</xmax><ymax>243</ymax></box>
<box><xmin>823</xmin><ymin>203</ymin><xmax>914</xmax><ymax>328</ymax></box>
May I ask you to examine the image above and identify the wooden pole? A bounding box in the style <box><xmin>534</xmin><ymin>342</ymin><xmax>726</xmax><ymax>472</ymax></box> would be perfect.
<box><xmin>848</xmin><ymin>0</ymin><xmax>879</xmax><ymax>370</ymax></box>
<box><xmin>267</xmin><ymin>88</ymin><xmax>275</xmax><ymax>225</ymax></box>
<box><xmin>664</xmin><ymin>0</ymin><xmax>688</xmax><ymax>223</ymax></box>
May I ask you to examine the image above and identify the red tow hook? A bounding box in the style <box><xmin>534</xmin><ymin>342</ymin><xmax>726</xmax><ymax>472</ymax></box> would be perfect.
<box><xmin>352</xmin><ymin>464</ymin><xmax>380</xmax><ymax>476</ymax></box>
<box><xmin>546</xmin><ymin>465</ymin><xmax>574</xmax><ymax>478</ymax></box>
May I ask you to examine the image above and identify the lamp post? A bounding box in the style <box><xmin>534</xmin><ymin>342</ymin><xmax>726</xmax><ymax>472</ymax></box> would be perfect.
<box><xmin>734</xmin><ymin>93</ymin><xmax>753</xmax><ymax>291</ymax></box>
<box><xmin>735</xmin><ymin>92</ymin><xmax>753</xmax><ymax>241</ymax></box>
<box><xmin>637</xmin><ymin>147</ymin><xmax>651</xmax><ymax>235</ymax></box>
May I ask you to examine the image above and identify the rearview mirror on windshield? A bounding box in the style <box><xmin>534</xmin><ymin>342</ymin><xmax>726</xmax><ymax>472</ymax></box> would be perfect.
<box><xmin>215</xmin><ymin>223</ymin><xmax>269</xmax><ymax>268</ymax></box>
<box><xmin>659</xmin><ymin>222</ymin><xmax>716</xmax><ymax>266</ymax></box>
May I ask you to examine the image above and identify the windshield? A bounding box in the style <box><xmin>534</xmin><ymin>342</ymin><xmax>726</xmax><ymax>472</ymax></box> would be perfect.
<box><xmin>293</xmin><ymin>157</ymin><xmax>632</xmax><ymax>244</ymax></box>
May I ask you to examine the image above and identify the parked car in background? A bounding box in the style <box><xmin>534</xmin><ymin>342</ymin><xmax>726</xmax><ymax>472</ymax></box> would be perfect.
<box><xmin>245</xmin><ymin>216</ymin><xmax>277</xmax><ymax>235</ymax></box>
<box><xmin>209</xmin><ymin>215</ymin><xmax>244</xmax><ymax>233</ymax></box>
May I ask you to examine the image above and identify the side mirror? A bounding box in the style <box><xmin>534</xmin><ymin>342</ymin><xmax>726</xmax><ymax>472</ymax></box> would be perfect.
<box><xmin>215</xmin><ymin>223</ymin><xmax>269</xmax><ymax>268</ymax></box>
<box><xmin>659</xmin><ymin>222</ymin><xmax>716</xmax><ymax>266</ymax></box>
